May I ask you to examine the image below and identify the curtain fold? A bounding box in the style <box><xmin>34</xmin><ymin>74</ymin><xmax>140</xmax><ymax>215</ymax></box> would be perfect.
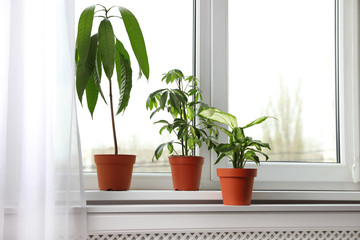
<box><xmin>0</xmin><ymin>0</ymin><xmax>87</xmax><ymax>239</ymax></box>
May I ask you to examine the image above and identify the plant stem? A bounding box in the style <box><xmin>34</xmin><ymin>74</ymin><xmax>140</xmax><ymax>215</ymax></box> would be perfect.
<box><xmin>232</xmin><ymin>152</ymin><xmax>237</xmax><ymax>168</ymax></box>
<box><xmin>181</xmin><ymin>101</ymin><xmax>188</xmax><ymax>156</ymax></box>
<box><xmin>109</xmin><ymin>79</ymin><xmax>118</xmax><ymax>155</ymax></box>
<box><xmin>180</xmin><ymin>138</ymin><xmax>184</xmax><ymax>156</ymax></box>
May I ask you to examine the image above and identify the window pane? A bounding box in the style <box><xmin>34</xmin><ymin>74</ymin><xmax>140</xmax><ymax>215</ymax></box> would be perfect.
<box><xmin>228</xmin><ymin>0</ymin><xmax>337</xmax><ymax>162</ymax></box>
<box><xmin>76</xmin><ymin>0</ymin><xmax>193</xmax><ymax>172</ymax></box>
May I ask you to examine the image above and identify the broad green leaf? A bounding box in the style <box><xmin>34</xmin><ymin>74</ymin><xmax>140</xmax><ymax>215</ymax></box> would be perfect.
<box><xmin>167</xmin><ymin>142</ymin><xmax>174</xmax><ymax>154</ymax></box>
<box><xmin>188</xmin><ymin>88</ymin><xmax>197</xmax><ymax>96</ymax></box>
<box><xmin>188</xmin><ymin>138</ymin><xmax>195</xmax><ymax>150</ymax></box>
<box><xmin>177</xmin><ymin>125</ymin><xmax>187</xmax><ymax>139</ymax></box>
<box><xmin>190</xmin><ymin>126</ymin><xmax>197</xmax><ymax>138</ymax></box>
<box><xmin>84</xmin><ymin>34</ymin><xmax>98</xmax><ymax>72</ymax></box>
<box><xmin>170</xmin><ymin>106</ymin><xmax>179</xmax><ymax>118</ymax></box>
<box><xmin>94</xmin><ymin>49</ymin><xmax>107</xmax><ymax>104</ymax></box>
<box><xmin>154</xmin><ymin>120</ymin><xmax>170</xmax><ymax>125</ymax></box>
<box><xmin>242</xmin><ymin>116</ymin><xmax>270</xmax><ymax>129</ymax></box>
<box><xmin>76</xmin><ymin>61</ymin><xmax>92</xmax><ymax>103</ymax></box>
<box><xmin>186</xmin><ymin>106</ymin><xmax>195</xmax><ymax>121</ymax></box>
<box><xmin>169</xmin><ymin>92</ymin><xmax>181</xmax><ymax>113</ymax></box>
<box><xmin>76</xmin><ymin>5</ymin><xmax>95</xmax><ymax>64</ymax></box>
<box><xmin>252</xmin><ymin>140</ymin><xmax>271</xmax><ymax>150</ymax></box>
<box><xmin>173</xmin><ymin>89</ymin><xmax>188</xmax><ymax>102</ymax></box>
<box><xmin>199</xmin><ymin>107</ymin><xmax>238</xmax><ymax>129</ymax></box>
<box><xmin>159</xmin><ymin>125</ymin><xmax>168</xmax><ymax>135</ymax></box>
<box><xmin>148</xmin><ymin>89</ymin><xmax>166</xmax><ymax>100</ymax></box>
<box><xmin>86</xmin><ymin>74</ymin><xmax>98</xmax><ymax>118</ymax></box>
<box><xmin>245</xmin><ymin>152</ymin><xmax>260</xmax><ymax>165</ymax></box>
<box><xmin>173</xmin><ymin>118</ymin><xmax>187</xmax><ymax>128</ymax></box>
<box><xmin>146</xmin><ymin>97</ymin><xmax>155</xmax><ymax>110</ymax></box>
<box><xmin>118</xmin><ymin>6</ymin><xmax>149</xmax><ymax>79</ymax></box>
<box><xmin>216</xmin><ymin>143</ymin><xmax>234</xmax><ymax>153</ymax></box>
<box><xmin>251</xmin><ymin>142</ymin><xmax>262</xmax><ymax>151</ymax></box>
<box><xmin>153</xmin><ymin>143</ymin><xmax>167</xmax><ymax>161</ymax></box>
<box><xmin>194</xmin><ymin>138</ymin><xmax>202</xmax><ymax>149</ymax></box>
<box><xmin>150</xmin><ymin>107</ymin><xmax>162</xmax><ymax>119</ymax></box>
<box><xmin>159</xmin><ymin>91</ymin><xmax>168</xmax><ymax>109</ymax></box>
<box><xmin>115</xmin><ymin>39</ymin><xmax>132</xmax><ymax>114</ymax></box>
<box><xmin>233</xmin><ymin>127</ymin><xmax>245</xmax><ymax>140</ymax></box>
<box><xmin>98</xmin><ymin>19</ymin><xmax>115</xmax><ymax>80</ymax></box>
<box><xmin>215</xmin><ymin>153</ymin><xmax>228</xmax><ymax>165</ymax></box>
<box><xmin>169</xmin><ymin>69</ymin><xmax>184</xmax><ymax>80</ymax></box>
<box><xmin>162</xmin><ymin>69</ymin><xmax>184</xmax><ymax>84</ymax></box>
<box><xmin>244</xmin><ymin>150</ymin><xmax>256</xmax><ymax>160</ymax></box>
<box><xmin>250</xmin><ymin>149</ymin><xmax>270</xmax><ymax>161</ymax></box>
<box><xmin>76</xmin><ymin>34</ymin><xmax>99</xmax><ymax>103</ymax></box>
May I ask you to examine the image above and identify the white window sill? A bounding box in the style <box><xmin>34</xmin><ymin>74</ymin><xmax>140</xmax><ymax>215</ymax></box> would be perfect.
<box><xmin>86</xmin><ymin>190</ymin><xmax>360</xmax><ymax>203</ymax></box>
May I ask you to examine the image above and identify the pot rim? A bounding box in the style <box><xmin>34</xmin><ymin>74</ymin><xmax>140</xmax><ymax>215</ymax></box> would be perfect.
<box><xmin>94</xmin><ymin>154</ymin><xmax>136</xmax><ymax>164</ymax></box>
<box><xmin>169</xmin><ymin>155</ymin><xmax>204</xmax><ymax>165</ymax></box>
<box><xmin>94</xmin><ymin>154</ymin><xmax>136</xmax><ymax>157</ymax></box>
<box><xmin>217</xmin><ymin>168</ymin><xmax>257</xmax><ymax>178</ymax></box>
<box><xmin>169</xmin><ymin>155</ymin><xmax>204</xmax><ymax>159</ymax></box>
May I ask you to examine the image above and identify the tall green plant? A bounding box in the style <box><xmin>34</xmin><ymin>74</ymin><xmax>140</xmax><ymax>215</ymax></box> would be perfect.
<box><xmin>146</xmin><ymin>69</ymin><xmax>217</xmax><ymax>161</ymax></box>
<box><xmin>75</xmin><ymin>5</ymin><xmax>149</xmax><ymax>155</ymax></box>
<box><xmin>199</xmin><ymin>107</ymin><xmax>274</xmax><ymax>168</ymax></box>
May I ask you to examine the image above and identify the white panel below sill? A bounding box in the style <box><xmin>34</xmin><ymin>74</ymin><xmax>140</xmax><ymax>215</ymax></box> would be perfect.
<box><xmin>87</xmin><ymin>203</ymin><xmax>360</xmax><ymax>234</ymax></box>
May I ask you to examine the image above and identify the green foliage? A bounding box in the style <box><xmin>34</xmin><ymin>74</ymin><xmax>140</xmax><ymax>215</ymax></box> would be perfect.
<box><xmin>75</xmin><ymin>4</ymin><xmax>149</xmax><ymax>154</ymax></box>
<box><xmin>146</xmin><ymin>69</ymin><xmax>218</xmax><ymax>161</ymax></box>
<box><xmin>76</xmin><ymin>4</ymin><xmax>149</xmax><ymax>113</ymax></box>
<box><xmin>199</xmin><ymin>107</ymin><xmax>274</xmax><ymax>168</ymax></box>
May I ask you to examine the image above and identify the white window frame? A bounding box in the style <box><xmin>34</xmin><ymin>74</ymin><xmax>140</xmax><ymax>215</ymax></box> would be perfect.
<box><xmin>84</xmin><ymin>0</ymin><xmax>360</xmax><ymax>197</ymax></box>
<box><xmin>203</xmin><ymin>0</ymin><xmax>360</xmax><ymax>192</ymax></box>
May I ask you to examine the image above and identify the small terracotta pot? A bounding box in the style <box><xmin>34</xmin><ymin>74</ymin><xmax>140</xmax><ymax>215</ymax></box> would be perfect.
<box><xmin>94</xmin><ymin>154</ymin><xmax>135</xmax><ymax>191</ymax></box>
<box><xmin>169</xmin><ymin>156</ymin><xmax>204</xmax><ymax>191</ymax></box>
<box><xmin>217</xmin><ymin>168</ymin><xmax>257</xmax><ymax>205</ymax></box>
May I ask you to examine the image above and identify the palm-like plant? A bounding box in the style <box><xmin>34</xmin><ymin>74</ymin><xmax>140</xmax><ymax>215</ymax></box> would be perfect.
<box><xmin>146</xmin><ymin>69</ymin><xmax>217</xmax><ymax>161</ymax></box>
<box><xmin>199</xmin><ymin>107</ymin><xmax>273</xmax><ymax>168</ymax></box>
<box><xmin>75</xmin><ymin>4</ymin><xmax>149</xmax><ymax>155</ymax></box>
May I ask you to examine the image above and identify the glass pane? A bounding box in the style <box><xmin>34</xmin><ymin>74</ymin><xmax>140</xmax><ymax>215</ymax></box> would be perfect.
<box><xmin>228</xmin><ymin>0</ymin><xmax>337</xmax><ymax>162</ymax></box>
<box><xmin>76</xmin><ymin>0</ymin><xmax>193</xmax><ymax>172</ymax></box>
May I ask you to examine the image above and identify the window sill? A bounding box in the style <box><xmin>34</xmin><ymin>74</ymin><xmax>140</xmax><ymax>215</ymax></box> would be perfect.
<box><xmin>86</xmin><ymin>190</ymin><xmax>360</xmax><ymax>204</ymax></box>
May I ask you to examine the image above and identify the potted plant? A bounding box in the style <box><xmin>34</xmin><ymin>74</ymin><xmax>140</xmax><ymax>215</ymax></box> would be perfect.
<box><xmin>199</xmin><ymin>107</ymin><xmax>273</xmax><ymax>205</ymax></box>
<box><xmin>146</xmin><ymin>69</ymin><xmax>217</xmax><ymax>190</ymax></box>
<box><xmin>75</xmin><ymin>4</ymin><xmax>149</xmax><ymax>190</ymax></box>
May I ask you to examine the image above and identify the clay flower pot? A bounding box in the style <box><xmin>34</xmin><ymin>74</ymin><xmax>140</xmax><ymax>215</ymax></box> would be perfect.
<box><xmin>94</xmin><ymin>154</ymin><xmax>135</xmax><ymax>191</ymax></box>
<box><xmin>217</xmin><ymin>168</ymin><xmax>257</xmax><ymax>205</ymax></box>
<box><xmin>169</xmin><ymin>156</ymin><xmax>204</xmax><ymax>191</ymax></box>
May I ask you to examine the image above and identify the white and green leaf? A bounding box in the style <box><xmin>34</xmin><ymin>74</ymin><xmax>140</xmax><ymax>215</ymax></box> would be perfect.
<box><xmin>199</xmin><ymin>107</ymin><xmax>238</xmax><ymax>129</ymax></box>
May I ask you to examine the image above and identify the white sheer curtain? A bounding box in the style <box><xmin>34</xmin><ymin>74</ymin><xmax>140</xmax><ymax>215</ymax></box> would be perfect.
<box><xmin>0</xmin><ymin>0</ymin><xmax>87</xmax><ymax>239</ymax></box>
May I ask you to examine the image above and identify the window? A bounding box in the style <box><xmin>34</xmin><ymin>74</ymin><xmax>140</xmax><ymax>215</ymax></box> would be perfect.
<box><xmin>83</xmin><ymin>0</ymin><xmax>360</xmax><ymax>194</ymax></box>
<box><xmin>205</xmin><ymin>0</ymin><xmax>360</xmax><ymax>191</ymax></box>
<box><xmin>228</xmin><ymin>0</ymin><xmax>337</xmax><ymax>163</ymax></box>
<box><xmin>76</xmin><ymin>0</ymin><xmax>193</xmax><ymax>174</ymax></box>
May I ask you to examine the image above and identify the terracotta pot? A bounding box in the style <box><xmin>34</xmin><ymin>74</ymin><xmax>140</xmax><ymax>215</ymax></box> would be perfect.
<box><xmin>217</xmin><ymin>168</ymin><xmax>257</xmax><ymax>205</ymax></box>
<box><xmin>169</xmin><ymin>156</ymin><xmax>204</xmax><ymax>191</ymax></box>
<box><xmin>94</xmin><ymin>154</ymin><xmax>135</xmax><ymax>191</ymax></box>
